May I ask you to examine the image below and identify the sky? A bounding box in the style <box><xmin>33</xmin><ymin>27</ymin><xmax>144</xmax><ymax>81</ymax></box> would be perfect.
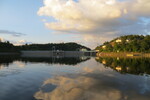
<box><xmin>0</xmin><ymin>0</ymin><xmax>150</xmax><ymax>48</ymax></box>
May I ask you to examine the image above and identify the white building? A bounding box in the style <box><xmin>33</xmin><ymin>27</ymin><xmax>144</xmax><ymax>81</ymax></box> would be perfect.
<box><xmin>102</xmin><ymin>45</ymin><xmax>106</xmax><ymax>49</ymax></box>
<box><xmin>115</xmin><ymin>39</ymin><xmax>122</xmax><ymax>43</ymax></box>
<box><xmin>80</xmin><ymin>48</ymin><xmax>88</xmax><ymax>51</ymax></box>
<box><xmin>126</xmin><ymin>39</ymin><xmax>130</xmax><ymax>42</ymax></box>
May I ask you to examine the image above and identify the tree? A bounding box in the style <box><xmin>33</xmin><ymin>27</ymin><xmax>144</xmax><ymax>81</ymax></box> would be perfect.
<box><xmin>95</xmin><ymin>35</ymin><xmax>150</xmax><ymax>53</ymax></box>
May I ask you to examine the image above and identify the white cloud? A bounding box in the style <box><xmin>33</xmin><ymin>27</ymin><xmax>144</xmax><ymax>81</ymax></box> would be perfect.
<box><xmin>38</xmin><ymin>0</ymin><xmax>150</xmax><ymax>47</ymax></box>
<box><xmin>0</xmin><ymin>37</ymin><xmax>5</xmax><ymax>42</ymax></box>
<box><xmin>13</xmin><ymin>40</ymin><xmax>32</xmax><ymax>46</ymax></box>
<box><xmin>0</xmin><ymin>37</ymin><xmax>32</xmax><ymax>46</ymax></box>
<box><xmin>38</xmin><ymin>0</ymin><xmax>123</xmax><ymax>32</ymax></box>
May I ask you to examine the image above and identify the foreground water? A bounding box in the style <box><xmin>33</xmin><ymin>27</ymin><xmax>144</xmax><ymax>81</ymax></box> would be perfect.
<box><xmin>0</xmin><ymin>56</ymin><xmax>150</xmax><ymax>100</ymax></box>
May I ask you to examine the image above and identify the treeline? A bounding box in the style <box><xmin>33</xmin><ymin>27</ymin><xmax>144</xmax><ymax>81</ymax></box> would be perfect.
<box><xmin>0</xmin><ymin>42</ymin><xmax>91</xmax><ymax>52</ymax></box>
<box><xmin>17</xmin><ymin>42</ymin><xmax>90</xmax><ymax>51</ymax></box>
<box><xmin>96</xmin><ymin>35</ymin><xmax>150</xmax><ymax>53</ymax></box>
<box><xmin>0</xmin><ymin>41</ymin><xmax>19</xmax><ymax>52</ymax></box>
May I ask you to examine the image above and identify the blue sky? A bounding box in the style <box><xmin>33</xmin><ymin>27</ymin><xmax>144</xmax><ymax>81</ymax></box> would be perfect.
<box><xmin>0</xmin><ymin>0</ymin><xmax>80</xmax><ymax>45</ymax></box>
<box><xmin>0</xmin><ymin>0</ymin><xmax>150</xmax><ymax>48</ymax></box>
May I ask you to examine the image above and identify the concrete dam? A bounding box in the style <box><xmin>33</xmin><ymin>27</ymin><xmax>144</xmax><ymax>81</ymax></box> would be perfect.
<box><xmin>21</xmin><ymin>51</ymin><xmax>97</xmax><ymax>57</ymax></box>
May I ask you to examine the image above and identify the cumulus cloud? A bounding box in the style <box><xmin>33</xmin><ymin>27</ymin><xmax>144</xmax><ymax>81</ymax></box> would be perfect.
<box><xmin>38</xmin><ymin>0</ymin><xmax>150</xmax><ymax>47</ymax></box>
<box><xmin>0</xmin><ymin>37</ymin><xmax>4</xmax><ymax>42</ymax></box>
<box><xmin>13</xmin><ymin>40</ymin><xmax>32</xmax><ymax>46</ymax></box>
<box><xmin>38</xmin><ymin>0</ymin><xmax>150</xmax><ymax>34</ymax></box>
<box><xmin>0</xmin><ymin>30</ymin><xmax>25</xmax><ymax>37</ymax></box>
<box><xmin>0</xmin><ymin>37</ymin><xmax>32</xmax><ymax>46</ymax></box>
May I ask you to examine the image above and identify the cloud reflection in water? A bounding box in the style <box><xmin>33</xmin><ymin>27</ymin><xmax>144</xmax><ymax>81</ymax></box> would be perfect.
<box><xmin>34</xmin><ymin>67</ymin><xmax>150</xmax><ymax>100</ymax></box>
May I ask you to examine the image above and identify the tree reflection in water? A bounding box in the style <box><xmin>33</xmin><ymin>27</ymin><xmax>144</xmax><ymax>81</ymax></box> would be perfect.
<box><xmin>95</xmin><ymin>57</ymin><xmax>150</xmax><ymax>75</ymax></box>
<box><xmin>1</xmin><ymin>56</ymin><xmax>150</xmax><ymax>100</ymax></box>
<box><xmin>0</xmin><ymin>55</ymin><xmax>90</xmax><ymax>70</ymax></box>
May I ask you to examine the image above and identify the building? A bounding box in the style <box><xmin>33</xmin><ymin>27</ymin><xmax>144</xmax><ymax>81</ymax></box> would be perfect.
<box><xmin>80</xmin><ymin>48</ymin><xmax>88</xmax><ymax>51</ymax></box>
<box><xmin>102</xmin><ymin>45</ymin><xmax>106</xmax><ymax>49</ymax></box>
<box><xmin>95</xmin><ymin>50</ymin><xmax>100</xmax><ymax>52</ymax></box>
<box><xmin>116</xmin><ymin>66</ymin><xmax>122</xmax><ymax>71</ymax></box>
<box><xmin>126</xmin><ymin>39</ymin><xmax>130</xmax><ymax>42</ymax></box>
<box><xmin>115</xmin><ymin>39</ymin><xmax>122</xmax><ymax>43</ymax></box>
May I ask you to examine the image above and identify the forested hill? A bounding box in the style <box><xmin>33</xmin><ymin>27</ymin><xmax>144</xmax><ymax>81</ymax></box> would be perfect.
<box><xmin>95</xmin><ymin>35</ymin><xmax>150</xmax><ymax>53</ymax></box>
<box><xmin>17</xmin><ymin>42</ymin><xmax>91</xmax><ymax>51</ymax></box>
<box><xmin>0</xmin><ymin>42</ymin><xmax>91</xmax><ymax>52</ymax></box>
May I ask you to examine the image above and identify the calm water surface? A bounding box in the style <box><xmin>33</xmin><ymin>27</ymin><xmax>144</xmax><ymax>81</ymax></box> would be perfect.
<box><xmin>0</xmin><ymin>56</ymin><xmax>150</xmax><ymax>100</ymax></box>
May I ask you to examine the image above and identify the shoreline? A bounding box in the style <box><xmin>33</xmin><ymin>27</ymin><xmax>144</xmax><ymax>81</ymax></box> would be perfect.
<box><xmin>1</xmin><ymin>51</ymin><xmax>150</xmax><ymax>58</ymax></box>
<box><xmin>0</xmin><ymin>51</ymin><xmax>96</xmax><ymax>57</ymax></box>
<box><xmin>0</xmin><ymin>52</ymin><xmax>20</xmax><ymax>55</ymax></box>
<box><xmin>96</xmin><ymin>52</ymin><xmax>150</xmax><ymax>58</ymax></box>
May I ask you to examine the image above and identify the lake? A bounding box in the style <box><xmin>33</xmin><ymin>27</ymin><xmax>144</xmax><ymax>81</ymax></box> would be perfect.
<box><xmin>0</xmin><ymin>55</ymin><xmax>150</xmax><ymax>100</ymax></box>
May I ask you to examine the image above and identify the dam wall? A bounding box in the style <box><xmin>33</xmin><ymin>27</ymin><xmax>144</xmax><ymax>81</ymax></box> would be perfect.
<box><xmin>21</xmin><ymin>51</ymin><xmax>96</xmax><ymax>57</ymax></box>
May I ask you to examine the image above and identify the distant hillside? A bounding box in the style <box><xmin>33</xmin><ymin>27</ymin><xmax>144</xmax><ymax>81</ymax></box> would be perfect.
<box><xmin>0</xmin><ymin>41</ymin><xmax>18</xmax><ymax>52</ymax></box>
<box><xmin>95</xmin><ymin>35</ymin><xmax>150</xmax><ymax>53</ymax></box>
<box><xmin>0</xmin><ymin>42</ymin><xmax>91</xmax><ymax>52</ymax></box>
<box><xmin>17</xmin><ymin>42</ymin><xmax>91</xmax><ymax>51</ymax></box>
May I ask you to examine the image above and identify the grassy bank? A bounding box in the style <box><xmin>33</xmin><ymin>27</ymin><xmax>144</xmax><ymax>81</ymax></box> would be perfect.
<box><xmin>97</xmin><ymin>52</ymin><xmax>150</xmax><ymax>58</ymax></box>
